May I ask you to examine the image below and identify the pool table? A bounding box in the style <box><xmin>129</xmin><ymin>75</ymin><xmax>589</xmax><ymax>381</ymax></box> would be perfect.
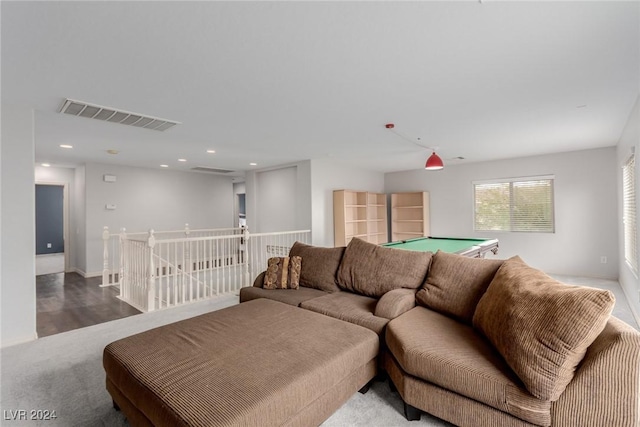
<box><xmin>382</xmin><ymin>237</ymin><xmax>499</xmax><ymax>258</ymax></box>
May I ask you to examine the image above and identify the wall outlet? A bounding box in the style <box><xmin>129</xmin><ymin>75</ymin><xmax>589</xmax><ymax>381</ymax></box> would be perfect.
<box><xmin>47</xmin><ymin>243</ymin><xmax>52</xmax><ymax>248</ymax></box>
<box><xmin>600</xmin><ymin>256</ymin><xmax>607</xmax><ymax>264</ymax></box>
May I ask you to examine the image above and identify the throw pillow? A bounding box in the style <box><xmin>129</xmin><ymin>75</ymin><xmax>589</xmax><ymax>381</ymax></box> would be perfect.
<box><xmin>289</xmin><ymin>242</ymin><xmax>345</xmax><ymax>292</ymax></box>
<box><xmin>416</xmin><ymin>251</ymin><xmax>503</xmax><ymax>324</ymax></box>
<box><xmin>263</xmin><ymin>256</ymin><xmax>302</xmax><ymax>290</ymax></box>
<box><xmin>336</xmin><ymin>238</ymin><xmax>432</xmax><ymax>298</ymax></box>
<box><xmin>472</xmin><ymin>256</ymin><xmax>615</xmax><ymax>401</ymax></box>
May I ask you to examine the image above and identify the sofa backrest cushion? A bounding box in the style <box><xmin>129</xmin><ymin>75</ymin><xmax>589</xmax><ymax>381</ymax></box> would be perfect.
<box><xmin>416</xmin><ymin>251</ymin><xmax>503</xmax><ymax>324</ymax></box>
<box><xmin>336</xmin><ymin>238</ymin><xmax>432</xmax><ymax>298</ymax></box>
<box><xmin>289</xmin><ymin>242</ymin><xmax>345</xmax><ymax>292</ymax></box>
<box><xmin>472</xmin><ymin>256</ymin><xmax>615</xmax><ymax>401</ymax></box>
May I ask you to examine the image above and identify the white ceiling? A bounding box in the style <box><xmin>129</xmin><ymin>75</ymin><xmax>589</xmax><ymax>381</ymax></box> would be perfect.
<box><xmin>2</xmin><ymin>1</ymin><xmax>639</xmax><ymax>176</ymax></box>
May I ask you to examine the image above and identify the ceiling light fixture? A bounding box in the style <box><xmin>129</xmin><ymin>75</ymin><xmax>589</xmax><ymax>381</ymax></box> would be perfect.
<box><xmin>178</xmin><ymin>158</ymin><xmax>187</xmax><ymax>162</ymax></box>
<box><xmin>160</xmin><ymin>164</ymin><xmax>169</xmax><ymax>168</ymax></box>
<box><xmin>59</xmin><ymin>144</ymin><xmax>73</xmax><ymax>149</ymax></box>
<box><xmin>425</xmin><ymin>152</ymin><xmax>444</xmax><ymax>170</ymax></box>
<box><xmin>206</xmin><ymin>150</ymin><xmax>216</xmax><ymax>154</ymax></box>
<box><xmin>385</xmin><ymin>123</ymin><xmax>444</xmax><ymax>171</ymax></box>
<box><xmin>249</xmin><ymin>162</ymin><xmax>257</xmax><ymax>166</ymax></box>
<box><xmin>42</xmin><ymin>163</ymin><xmax>51</xmax><ymax>167</ymax></box>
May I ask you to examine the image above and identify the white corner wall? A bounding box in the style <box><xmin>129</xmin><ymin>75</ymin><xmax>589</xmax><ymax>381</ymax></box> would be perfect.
<box><xmin>1</xmin><ymin>105</ymin><xmax>37</xmax><ymax>347</ymax></box>
<box><xmin>244</xmin><ymin>161</ymin><xmax>312</xmax><ymax>233</ymax></box>
<box><xmin>82</xmin><ymin>163</ymin><xmax>235</xmax><ymax>275</ymax></box>
<box><xmin>385</xmin><ymin>147</ymin><xmax>618</xmax><ymax>279</ymax></box>
<box><xmin>310</xmin><ymin>158</ymin><xmax>385</xmax><ymax>247</ymax></box>
<box><xmin>617</xmin><ymin>94</ymin><xmax>640</xmax><ymax>320</ymax></box>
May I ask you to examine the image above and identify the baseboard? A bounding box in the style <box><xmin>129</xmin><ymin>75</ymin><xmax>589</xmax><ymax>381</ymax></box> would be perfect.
<box><xmin>619</xmin><ymin>281</ymin><xmax>640</xmax><ymax>328</ymax></box>
<box><xmin>1</xmin><ymin>332</ymin><xmax>38</xmax><ymax>349</ymax></box>
<box><xmin>70</xmin><ymin>268</ymin><xmax>101</xmax><ymax>278</ymax></box>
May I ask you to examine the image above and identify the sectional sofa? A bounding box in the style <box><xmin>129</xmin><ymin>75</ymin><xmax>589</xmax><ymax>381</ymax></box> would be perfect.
<box><xmin>240</xmin><ymin>238</ymin><xmax>640</xmax><ymax>427</ymax></box>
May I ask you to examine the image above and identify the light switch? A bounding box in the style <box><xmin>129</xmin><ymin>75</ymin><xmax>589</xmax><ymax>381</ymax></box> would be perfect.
<box><xmin>103</xmin><ymin>174</ymin><xmax>117</xmax><ymax>182</ymax></box>
<box><xmin>105</xmin><ymin>204</ymin><xmax>117</xmax><ymax>210</ymax></box>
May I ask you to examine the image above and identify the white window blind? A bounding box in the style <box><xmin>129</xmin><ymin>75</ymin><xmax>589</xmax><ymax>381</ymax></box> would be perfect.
<box><xmin>623</xmin><ymin>154</ymin><xmax>638</xmax><ymax>275</ymax></box>
<box><xmin>474</xmin><ymin>176</ymin><xmax>555</xmax><ymax>233</ymax></box>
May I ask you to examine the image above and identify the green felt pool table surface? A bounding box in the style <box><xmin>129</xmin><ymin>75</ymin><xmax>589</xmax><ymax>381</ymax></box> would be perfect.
<box><xmin>382</xmin><ymin>237</ymin><xmax>499</xmax><ymax>258</ymax></box>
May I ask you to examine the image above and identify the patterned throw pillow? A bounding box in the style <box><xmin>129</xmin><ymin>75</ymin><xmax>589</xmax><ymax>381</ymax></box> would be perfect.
<box><xmin>263</xmin><ymin>256</ymin><xmax>301</xmax><ymax>290</ymax></box>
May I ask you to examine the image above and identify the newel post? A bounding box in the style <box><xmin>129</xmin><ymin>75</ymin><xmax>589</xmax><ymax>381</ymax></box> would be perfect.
<box><xmin>147</xmin><ymin>229</ymin><xmax>156</xmax><ymax>311</ymax></box>
<box><xmin>242</xmin><ymin>226</ymin><xmax>250</xmax><ymax>286</ymax></box>
<box><xmin>102</xmin><ymin>226</ymin><xmax>110</xmax><ymax>286</ymax></box>
<box><xmin>118</xmin><ymin>228</ymin><xmax>127</xmax><ymax>297</ymax></box>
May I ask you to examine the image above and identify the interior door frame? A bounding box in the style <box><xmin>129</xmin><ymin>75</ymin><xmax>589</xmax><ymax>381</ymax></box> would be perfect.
<box><xmin>35</xmin><ymin>181</ymin><xmax>70</xmax><ymax>273</ymax></box>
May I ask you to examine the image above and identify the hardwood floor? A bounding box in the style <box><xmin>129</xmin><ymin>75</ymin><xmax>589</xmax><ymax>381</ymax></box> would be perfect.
<box><xmin>36</xmin><ymin>272</ymin><xmax>141</xmax><ymax>338</ymax></box>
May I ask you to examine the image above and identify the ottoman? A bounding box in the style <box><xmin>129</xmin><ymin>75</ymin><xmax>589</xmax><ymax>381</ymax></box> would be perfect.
<box><xmin>103</xmin><ymin>298</ymin><xmax>379</xmax><ymax>427</ymax></box>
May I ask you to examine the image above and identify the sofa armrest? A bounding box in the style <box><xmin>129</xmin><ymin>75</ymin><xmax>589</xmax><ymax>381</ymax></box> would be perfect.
<box><xmin>252</xmin><ymin>272</ymin><xmax>266</xmax><ymax>288</ymax></box>
<box><xmin>551</xmin><ymin>316</ymin><xmax>640</xmax><ymax>426</ymax></box>
<box><xmin>375</xmin><ymin>288</ymin><xmax>417</xmax><ymax>320</ymax></box>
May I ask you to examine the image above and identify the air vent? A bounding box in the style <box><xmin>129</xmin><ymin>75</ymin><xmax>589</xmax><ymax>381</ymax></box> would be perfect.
<box><xmin>191</xmin><ymin>166</ymin><xmax>235</xmax><ymax>174</ymax></box>
<box><xmin>59</xmin><ymin>99</ymin><xmax>181</xmax><ymax>131</ymax></box>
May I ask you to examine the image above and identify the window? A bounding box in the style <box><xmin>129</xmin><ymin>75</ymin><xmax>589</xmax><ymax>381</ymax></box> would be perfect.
<box><xmin>623</xmin><ymin>154</ymin><xmax>638</xmax><ymax>275</ymax></box>
<box><xmin>474</xmin><ymin>176</ymin><xmax>555</xmax><ymax>233</ymax></box>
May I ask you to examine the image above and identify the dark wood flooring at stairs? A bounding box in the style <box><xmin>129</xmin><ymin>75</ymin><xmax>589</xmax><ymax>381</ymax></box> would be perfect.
<box><xmin>36</xmin><ymin>272</ymin><xmax>141</xmax><ymax>338</ymax></box>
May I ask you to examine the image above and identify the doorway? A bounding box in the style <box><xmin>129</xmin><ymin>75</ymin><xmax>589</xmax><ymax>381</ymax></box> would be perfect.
<box><xmin>35</xmin><ymin>183</ymin><xmax>69</xmax><ymax>275</ymax></box>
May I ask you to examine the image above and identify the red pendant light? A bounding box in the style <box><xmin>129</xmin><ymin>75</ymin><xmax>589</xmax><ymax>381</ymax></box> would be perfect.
<box><xmin>425</xmin><ymin>152</ymin><xmax>444</xmax><ymax>170</ymax></box>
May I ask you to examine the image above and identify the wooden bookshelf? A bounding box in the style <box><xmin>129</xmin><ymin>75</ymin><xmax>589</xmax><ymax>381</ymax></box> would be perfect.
<box><xmin>334</xmin><ymin>190</ymin><xmax>388</xmax><ymax>246</ymax></box>
<box><xmin>390</xmin><ymin>192</ymin><xmax>430</xmax><ymax>242</ymax></box>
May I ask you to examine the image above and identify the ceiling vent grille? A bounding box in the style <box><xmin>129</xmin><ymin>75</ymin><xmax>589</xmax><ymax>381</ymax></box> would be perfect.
<box><xmin>59</xmin><ymin>99</ymin><xmax>181</xmax><ymax>131</ymax></box>
<box><xmin>191</xmin><ymin>166</ymin><xmax>235</xmax><ymax>174</ymax></box>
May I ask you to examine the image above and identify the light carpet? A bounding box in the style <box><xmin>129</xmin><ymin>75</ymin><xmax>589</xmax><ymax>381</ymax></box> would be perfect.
<box><xmin>0</xmin><ymin>295</ymin><xmax>451</xmax><ymax>427</ymax></box>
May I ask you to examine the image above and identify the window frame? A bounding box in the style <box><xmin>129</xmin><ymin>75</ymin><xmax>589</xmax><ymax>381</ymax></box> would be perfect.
<box><xmin>472</xmin><ymin>175</ymin><xmax>555</xmax><ymax>233</ymax></box>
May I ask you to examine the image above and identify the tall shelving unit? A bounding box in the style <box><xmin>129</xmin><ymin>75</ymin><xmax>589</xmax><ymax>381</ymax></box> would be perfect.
<box><xmin>333</xmin><ymin>190</ymin><xmax>388</xmax><ymax>247</ymax></box>
<box><xmin>390</xmin><ymin>192</ymin><xmax>430</xmax><ymax>242</ymax></box>
<box><xmin>366</xmin><ymin>192</ymin><xmax>388</xmax><ymax>245</ymax></box>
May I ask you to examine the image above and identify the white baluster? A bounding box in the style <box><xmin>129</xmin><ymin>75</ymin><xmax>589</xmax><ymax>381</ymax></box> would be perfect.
<box><xmin>119</xmin><ymin>228</ymin><xmax>127</xmax><ymax>299</ymax></box>
<box><xmin>102</xmin><ymin>226</ymin><xmax>110</xmax><ymax>286</ymax></box>
<box><xmin>147</xmin><ymin>229</ymin><xmax>156</xmax><ymax>311</ymax></box>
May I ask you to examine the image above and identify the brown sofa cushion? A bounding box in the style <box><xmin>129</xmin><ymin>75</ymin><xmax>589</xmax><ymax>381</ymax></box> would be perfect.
<box><xmin>300</xmin><ymin>292</ymin><xmax>389</xmax><ymax>335</ymax></box>
<box><xmin>336</xmin><ymin>238</ymin><xmax>432</xmax><ymax>298</ymax></box>
<box><xmin>473</xmin><ymin>256</ymin><xmax>615</xmax><ymax>401</ymax></box>
<box><xmin>416</xmin><ymin>251</ymin><xmax>503</xmax><ymax>324</ymax></box>
<box><xmin>263</xmin><ymin>256</ymin><xmax>301</xmax><ymax>289</ymax></box>
<box><xmin>386</xmin><ymin>307</ymin><xmax>551</xmax><ymax>426</ymax></box>
<box><xmin>289</xmin><ymin>242</ymin><xmax>344</xmax><ymax>292</ymax></box>
<box><xmin>240</xmin><ymin>285</ymin><xmax>328</xmax><ymax>307</ymax></box>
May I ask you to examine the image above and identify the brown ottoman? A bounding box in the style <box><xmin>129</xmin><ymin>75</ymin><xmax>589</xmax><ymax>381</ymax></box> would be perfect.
<box><xmin>103</xmin><ymin>298</ymin><xmax>379</xmax><ymax>427</ymax></box>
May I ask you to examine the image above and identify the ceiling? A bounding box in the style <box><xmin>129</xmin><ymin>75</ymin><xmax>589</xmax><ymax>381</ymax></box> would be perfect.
<box><xmin>2</xmin><ymin>1</ymin><xmax>639</xmax><ymax>176</ymax></box>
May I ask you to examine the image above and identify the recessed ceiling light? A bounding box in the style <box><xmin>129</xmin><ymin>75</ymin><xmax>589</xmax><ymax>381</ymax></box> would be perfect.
<box><xmin>178</xmin><ymin>158</ymin><xmax>187</xmax><ymax>162</ymax></box>
<box><xmin>59</xmin><ymin>144</ymin><xmax>73</xmax><ymax>149</ymax></box>
<box><xmin>249</xmin><ymin>162</ymin><xmax>257</xmax><ymax>166</ymax></box>
<box><xmin>42</xmin><ymin>163</ymin><xmax>51</xmax><ymax>167</ymax></box>
<box><xmin>206</xmin><ymin>150</ymin><xmax>216</xmax><ymax>154</ymax></box>
<box><xmin>160</xmin><ymin>164</ymin><xmax>169</xmax><ymax>168</ymax></box>
<box><xmin>107</xmin><ymin>149</ymin><xmax>119</xmax><ymax>155</ymax></box>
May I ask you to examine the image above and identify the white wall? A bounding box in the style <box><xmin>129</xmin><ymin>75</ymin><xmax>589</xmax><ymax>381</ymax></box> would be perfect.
<box><xmin>256</xmin><ymin>166</ymin><xmax>298</xmax><ymax>232</ymax></box>
<box><xmin>82</xmin><ymin>163</ymin><xmax>235</xmax><ymax>275</ymax></box>
<box><xmin>310</xmin><ymin>158</ymin><xmax>385</xmax><ymax>247</ymax></box>
<box><xmin>617</xmin><ymin>94</ymin><xmax>640</xmax><ymax>320</ymax></box>
<box><xmin>245</xmin><ymin>161</ymin><xmax>312</xmax><ymax>233</ymax></box>
<box><xmin>1</xmin><ymin>105</ymin><xmax>37</xmax><ymax>347</ymax></box>
<box><xmin>385</xmin><ymin>147</ymin><xmax>618</xmax><ymax>279</ymax></box>
<box><xmin>74</xmin><ymin>165</ymin><xmax>86</xmax><ymax>274</ymax></box>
